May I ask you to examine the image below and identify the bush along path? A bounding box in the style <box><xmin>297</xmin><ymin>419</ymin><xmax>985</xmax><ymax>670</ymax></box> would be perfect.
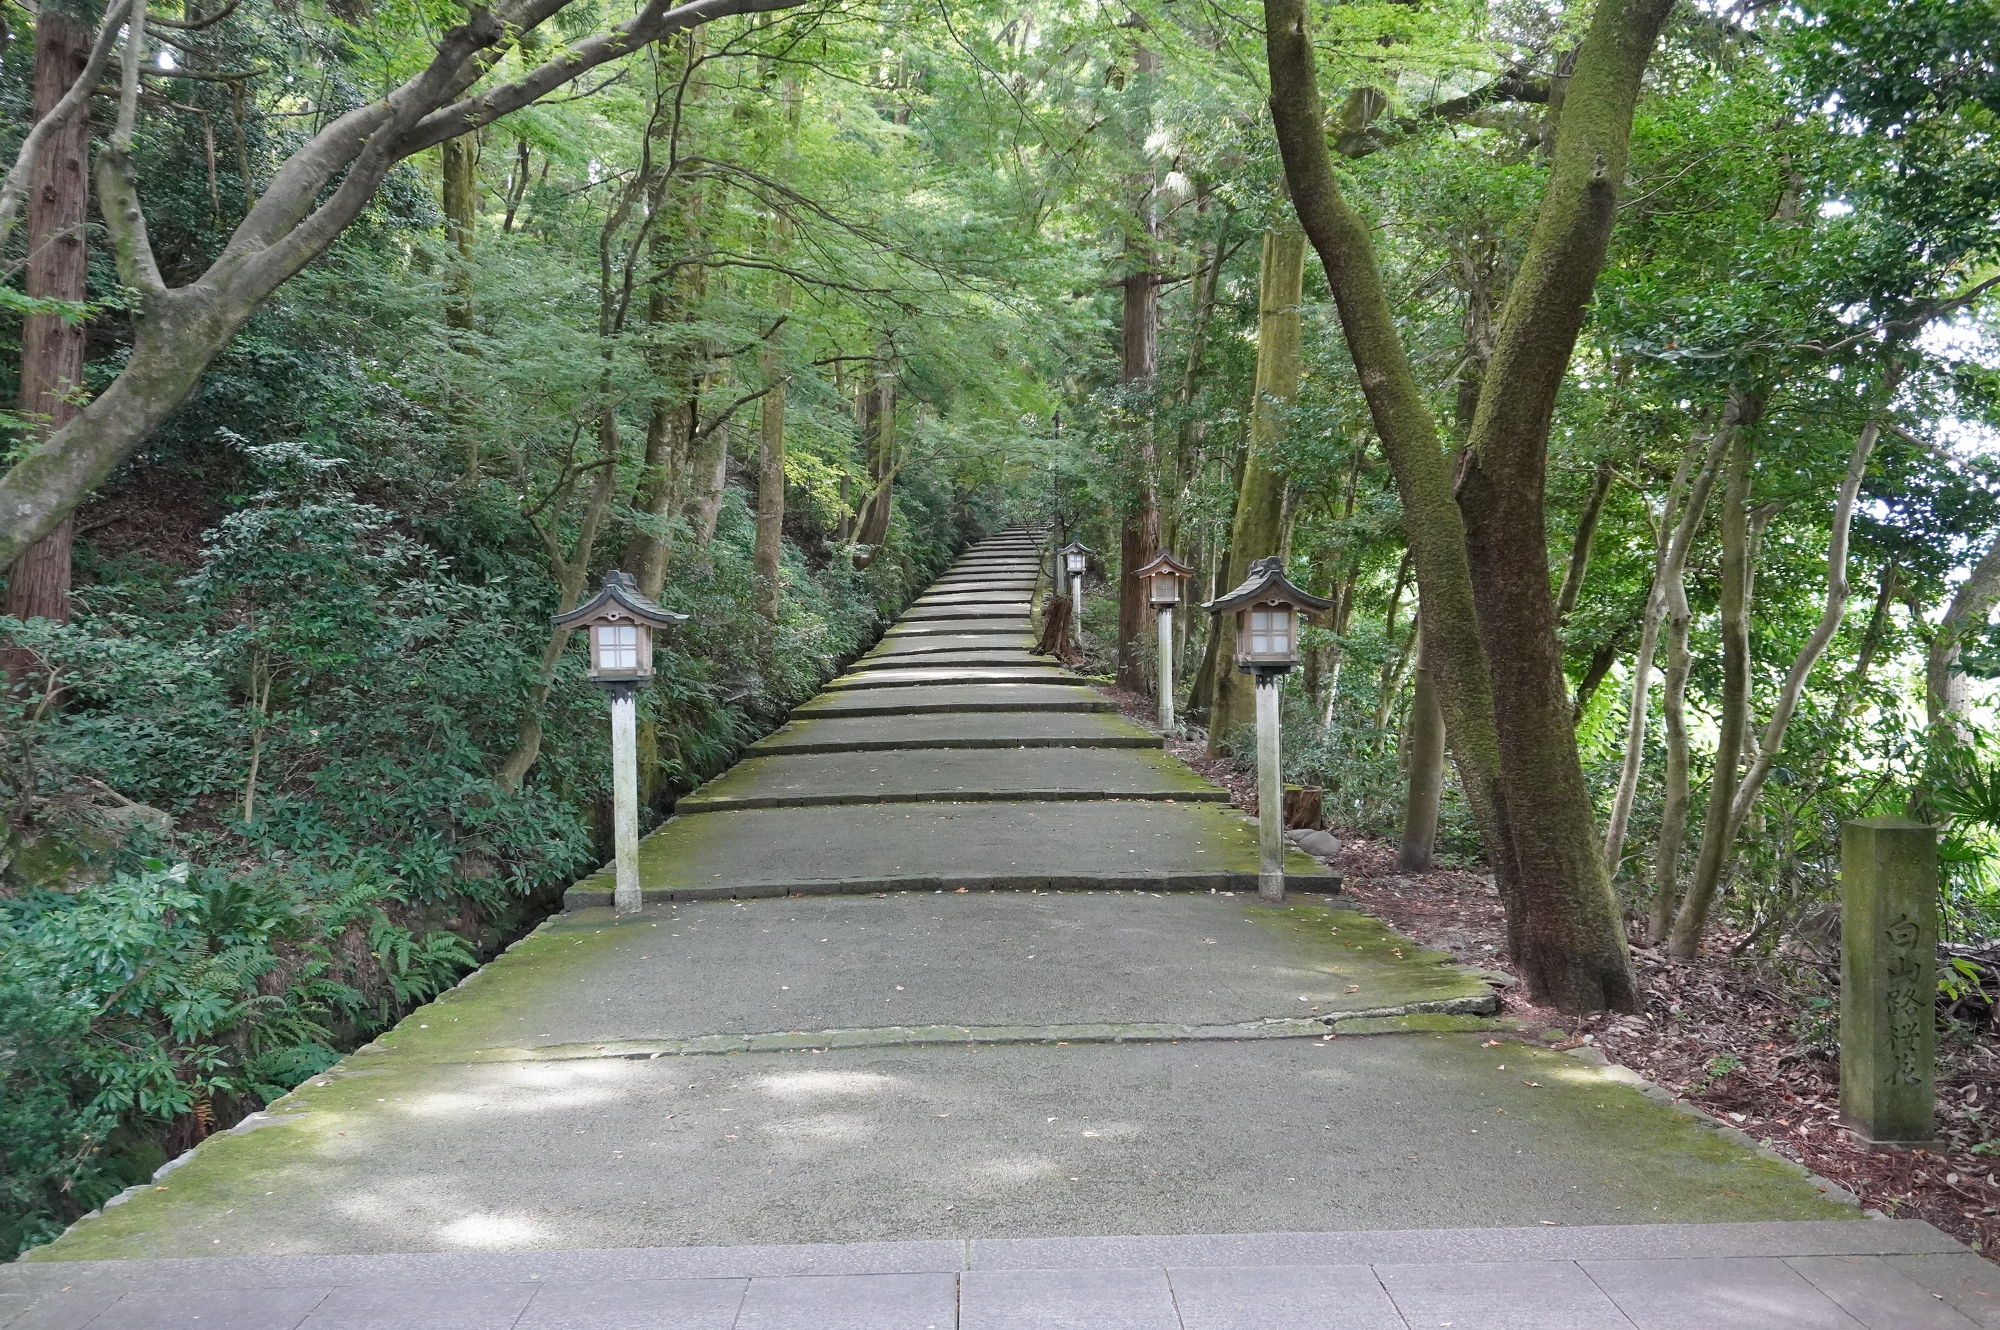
<box><xmin>6</xmin><ymin>529</ymin><xmax>1993</xmax><ymax>1328</ymax></box>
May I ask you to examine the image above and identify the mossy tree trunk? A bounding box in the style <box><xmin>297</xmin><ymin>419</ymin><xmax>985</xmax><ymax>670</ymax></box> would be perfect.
<box><xmin>1203</xmin><ymin>225</ymin><xmax>1303</xmax><ymax>756</ymax></box>
<box><xmin>1397</xmin><ymin>637</ymin><xmax>1445</xmax><ymax>872</ymax></box>
<box><xmin>1266</xmin><ymin>0</ymin><xmax>1673</xmax><ymax>1010</ymax></box>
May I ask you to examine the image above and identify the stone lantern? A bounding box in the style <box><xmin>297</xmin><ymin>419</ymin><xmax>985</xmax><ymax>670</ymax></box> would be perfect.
<box><xmin>1131</xmin><ymin>549</ymin><xmax>1195</xmax><ymax>731</ymax></box>
<box><xmin>1203</xmin><ymin>557</ymin><xmax>1333</xmax><ymax>899</ymax></box>
<box><xmin>1057</xmin><ymin>540</ymin><xmax>1093</xmax><ymax>629</ymax></box>
<box><xmin>554</xmin><ymin>572</ymin><xmax>688</xmax><ymax>914</ymax></box>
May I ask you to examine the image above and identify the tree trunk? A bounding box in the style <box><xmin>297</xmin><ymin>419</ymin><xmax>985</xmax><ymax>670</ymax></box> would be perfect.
<box><xmin>754</xmin><ymin>348</ymin><xmax>787</xmax><ymax>616</ymax></box>
<box><xmin>1645</xmin><ymin>541</ymin><xmax>1697</xmax><ymax>944</ymax></box>
<box><xmin>7</xmin><ymin>10</ymin><xmax>92</xmax><ymax>629</ymax></box>
<box><xmin>1553</xmin><ymin>460</ymin><xmax>1614</xmax><ymax>621</ymax></box>
<box><xmin>753</xmin><ymin>261</ymin><xmax>792</xmax><ymax>614</ymax></box>
<box><xmin>687</xmin><ymin>416</ymin><xmax>729</xmax><ymax>554</ymax></box>
<box><xmin>1670</xmin><ymin>383</ymin><xmax>1887</xmax><ymax>955</ymax></box>
<box><xmin>1205</xmin><ymin>225</ymin><xmax>1303</xmax><ymax>756</ymax></box>
<box><xmin>1601</xmin><ymin>427</ymin><xmax>1727</xmax><ymax>877</ymax></box>
<box><xmin>1267</xmin><ymin>0</ymin><xmax>1671</xmax><ymax>1010</ymax></box>
<box><xmin>1665</xmin><ymin>403</ymin><xmax>1756</xmax><ymax>955</ymax></box>
<box><xmin>850</xmin><ymin>362</ymin><xmax>897</xmax><ymax>564</ymax></box>
<box><xmin>1928</xmin><ymin>536</ymin><xmax>2000</xmax><ymax>736</ymax></box>
<box><xmin>1397</xmin><ymin>636</ymin><xmax>1446</xmax><ymax>872</ymax></box>
<box><xmin>1114</xmin><ymin>40</ymin><xmax>1162</xmax><ymax>694</ymax></box>
<box><xmin>624</xmin><ymin>44</ymin><xmax>709</xmax><ymax>599</ymax></box>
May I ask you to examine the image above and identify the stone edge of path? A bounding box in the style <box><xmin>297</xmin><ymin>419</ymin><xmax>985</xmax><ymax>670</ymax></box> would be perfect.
<box><xmin>2</xmin><ymin>1221</ymin><xmax>1967</xmax><ymax>1286</ymax></box>
<box><xmin>562</xmin><ymin>868</ymin><xmax>1309</xmax><ymax>910</ymax></box>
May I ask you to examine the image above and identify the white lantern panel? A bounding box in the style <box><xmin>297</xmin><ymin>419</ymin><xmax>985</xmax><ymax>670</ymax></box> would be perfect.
<box><xmin>596</xmin><ymin>623</ymin><xmax>640</xmax><ymax>672</ymax></box>
<box><xmin>1249</xmin><ymin>608</ymin><xmax>1291</xmax><ymax>655</ymax></box>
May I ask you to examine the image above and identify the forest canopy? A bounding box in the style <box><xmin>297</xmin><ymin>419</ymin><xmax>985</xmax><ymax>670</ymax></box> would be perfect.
<box><xmin>4</xmin><ymin>0</ymin><xmax>2000</xmax><ymax>1255</ymax></box>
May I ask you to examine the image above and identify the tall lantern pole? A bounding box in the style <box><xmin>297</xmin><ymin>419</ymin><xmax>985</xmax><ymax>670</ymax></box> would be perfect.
<box><xmin>1203</xmin><ymin>557</ymin><xmax>1333</xmax><ymax>901</ymax></box>
<box><xmin>1133</xmin><ymin>549</ymin><xmax>1195</xmax><ymax>734</ymax></box>
<box><xmin>554</xmin><ymin>572</ymin><xmax>689</xmax><ymax>915</ymax></box>
<box><xmin>1058</xmin><ymin>541</ymin><xmax>1093</xmax><ymax>640</ymax></box>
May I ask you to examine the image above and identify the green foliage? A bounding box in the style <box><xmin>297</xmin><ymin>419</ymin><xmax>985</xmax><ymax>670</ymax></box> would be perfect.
<box><xmin>0</xmin><ymin>860</ymin><xmax>473</xmax><ymax>1255</ymax></box>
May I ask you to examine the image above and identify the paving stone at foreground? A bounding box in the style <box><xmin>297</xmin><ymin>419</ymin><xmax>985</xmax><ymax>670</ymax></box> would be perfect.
<box><xmin>793</xmin><ymin>684</ymin><xmax>1110</xmax><ymax>718</ymax></box>
<box><xmin>677</xmin><ymin>747</ymin><xmax>1225</xmax><ymax>812</ymax></box>
<box><xmin>30</xmin><ymin>1036</ymin><xmax>1854</xmax><ymax>1261</ymax></box>
<box><xmin>747</xmin><ymin>710</ymin><xmax>1158</xmax><ymax>755</ymax></box>
<box><xmin>562</xmin><ymin>798</ymin><xmax>1327</xmax><ymax>906</ymax></box>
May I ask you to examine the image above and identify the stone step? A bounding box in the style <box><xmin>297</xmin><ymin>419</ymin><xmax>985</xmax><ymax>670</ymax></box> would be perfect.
<box><xmin>563</xmin><ymin>798</ymin><xmax>1329</xmax><ymax>907</ymax></box>
<box><xmin>676</xmin><ymin>747</ymin><xmax>1230</xmax><ymax>813</ymax></box>
<box><xmin>884</xmin><ymin>618</ymin><xmax>1034</xmax><ymax>637</ymax></box>
<box><xmin>900</xmin><ymin>605</ymin><xmax>1029</xmax><ymax>620</ymax></box>
<box><xmin>913</xmin><ymin>591</ymin><xmax>1033</xmax><ymax>607</ymax></box>
<box><xmin>855</xmin><ymin>649</ymin><xmax>1046</xmax><ymax>670</ymax></box>
<box><xmin>928</xmin><ymin>576</ymin><xmax>1039</xmax><ymax>589</ymax></box>
<box><xmin>825</xmin><ymin>666</ymin><xmax>1073</xmax><ymax>690</ymax></box>
<box><xmin>750</xmin><ymin>711</ymin><xmax>1161</xmax><ymax>755</ymax></box>
<box><xmin>793</xmin><ymin>685</ymin><xmax>1111</xmax><ymax>718</ymax></box>
<box><xmin>866</xmin><ymin>633</ymin><xmax>1039</xmax><ymax>656</ymax></box>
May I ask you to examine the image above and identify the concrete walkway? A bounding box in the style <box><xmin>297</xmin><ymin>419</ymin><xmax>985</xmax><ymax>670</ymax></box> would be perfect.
<box><xmin>7</xmin><ymin>528</ymin><xmax>1987</xmax><ymax>1327</ymax></box>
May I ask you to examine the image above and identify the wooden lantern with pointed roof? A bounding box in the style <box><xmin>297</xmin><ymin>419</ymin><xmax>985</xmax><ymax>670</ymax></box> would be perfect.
<box><xmin>1058</xmin><ymin>540</ymin><xmax>1094</xmax><ymax>578</ymax></box>
<box><xmin>1131</xmin><ymin>548</ymin><xmax>1196</xmax><ymax>608</ymax></box>
<box><xmin>552</xmin><ymin>571</ymin><xmax>689</xmax><ymax>687</ymax></box>
<box><xmin>1203</xmin><ymin>556</ymin><xmax>1334</xmax><ymax>676</ymax></box>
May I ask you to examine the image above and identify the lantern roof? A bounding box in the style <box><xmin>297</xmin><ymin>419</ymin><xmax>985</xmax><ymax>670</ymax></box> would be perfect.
<box><xmin>1058</xmin><ymin>539</ymin><xmax>1094</xmax><ymax>556</ymax></box>
<box><xmin>1132</xmin><ymin>548</ymin><xmax>1195</xmax><ymax>581</ymax></box>
<box><xmin>552</xmin><ymin>571</ymin><xmax>689</xmax><ymax>630</ymax></box>
<box><xmin>1202</xmin><ymin>556</ymin><xmax>1334</xmax><ymax>615</ymax></box>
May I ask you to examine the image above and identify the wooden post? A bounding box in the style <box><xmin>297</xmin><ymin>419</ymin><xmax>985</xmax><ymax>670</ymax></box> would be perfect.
<box><xmin>1840</xmin><ymin>815</ymin><xmax>1939</xmax><ymax>1147</ymax></box>
<box><xmin>609</xmin><ymin>687</ymin><xmax>642</xmax><ymax>914</ymax></box>
<box><xmin>1070</xmin><ymin>572</ymin><xmax>1084</xmax><ymax>633</ymax></box>
<box><xmin>1256</xmin><ymin>675</ymin><xmax>1284</xmax><ymax>900</ymax></box>
<box><xmin>1157</xmin><ymin>605</ymin><xmax>1175</xmax><ymax>732</ymax></box>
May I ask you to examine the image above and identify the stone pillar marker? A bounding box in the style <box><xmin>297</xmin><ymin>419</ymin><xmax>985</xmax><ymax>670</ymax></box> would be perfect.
<box><xmin>1840</xmin><ymin>815</ymin><xmax>1940</xmax><ymax>1148</ymax></box>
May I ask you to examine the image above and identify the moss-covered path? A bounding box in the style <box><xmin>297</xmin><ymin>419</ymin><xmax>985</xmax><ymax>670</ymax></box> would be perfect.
<box><xmin>17</xmin><ymin>528</ymin><xmax>1963</xmax><ymax>1330</ymax></box>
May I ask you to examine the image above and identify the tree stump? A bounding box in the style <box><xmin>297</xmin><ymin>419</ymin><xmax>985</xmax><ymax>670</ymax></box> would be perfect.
<box><xmin>1283</xmin><ymin>784</ymin><xmax>1323</xmax><ymax>830</ymax></box>
<box><xmin>1034</xmin><ymin>593</ymin><xmax>1084</xmax><ymax>665</ymax></box>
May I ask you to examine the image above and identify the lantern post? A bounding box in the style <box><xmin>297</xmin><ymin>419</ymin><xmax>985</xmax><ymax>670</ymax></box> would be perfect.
<box><xmin>553</xmin><ymin>572</ymin><xmax>689</xmax><ymax>914</ymax></box>
<box><xmin>1132</xmin><ymin>549</ymin><xmax>1195</xmax><ymax>733</ymax></box>
<box><xmin>1058</xmin><ymin>540</ymin><xmax>1093</xmax><ymax>635</ymax></box>
<box><xmin>1203</xmin><ymin>557</ymin><xmax>1333</xmax><ymax>901</ymax></box>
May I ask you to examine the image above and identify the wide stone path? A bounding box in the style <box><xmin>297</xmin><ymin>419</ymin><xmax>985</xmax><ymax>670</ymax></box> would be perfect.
<box><xmin>7</xmin><ymin>528</ymin><xmax>1989</xmax><ymax>1327</ymax></box>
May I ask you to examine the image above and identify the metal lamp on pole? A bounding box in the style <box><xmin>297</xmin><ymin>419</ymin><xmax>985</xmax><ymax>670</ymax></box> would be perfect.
<box><xmin>553</xmin><ymin>571</ymin><xmax>688</xmax><ymax>915</ymax></box>
<box><xmin>1058</xmin><ymin>540</ymin><xmax>1093</xmax><ymax>634</ymax></box>
<box><xmin>1203</xmin><ymin>557</ymin><xmax>1333</xmax><ymax>901</ymax></box>
<box><xmin>1132</xmin><ymin>549</ymin><xmax>1195</xmax><ymax>733</ymax></box>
